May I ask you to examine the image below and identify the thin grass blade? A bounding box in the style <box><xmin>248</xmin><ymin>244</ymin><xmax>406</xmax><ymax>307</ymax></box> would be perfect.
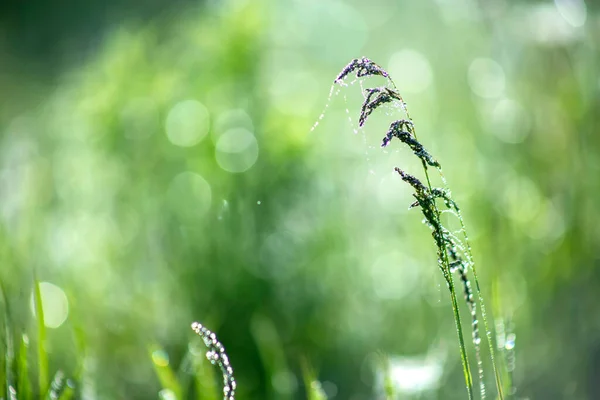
<box><xmin>250</xmin><ymin>314</ymin><xmax>291</xmax><ymax>400</ymax></box>
<box><xmin>378</xmin><ymin>353</ymin><xmax>395</xmax><ymax>400</ymax></box>
<box><xmin>149</xmin><ymin>344</ymin><xmax>183</xmax><ymax>400</ymax></box>
<box><xmin>0</xmin><ymin>279</ymin><xmax>9</xmax><ymax>399</ymax></box>
<box><xmin>173</xmin><ymin>349</ymin><xmax>193</xmax><ymax>398</ymax></box>
<box><xmin>4</xmin><ymin>318</ymin><xmax>16</xmax><ymax>400</ymax></box>
<box><xmin>18</xmin><ymin>334</ymin><xmax>31</xmax><ymax>400</ymax></box>
<box><xmin>44</xmin><ymin>371</ymin><xmax>66</xmax><ymax>400</ymax></box>
<box><xmin>33</xmin><ymin>277</ymin><xmax>49</xmax><ymax>396</ymax></box>
<box><xmin>56</xmin><ymin>380</ymin><xmax>76</xmax><ymax>400</ymax></box>
<box><xmin>448</xmin><ymin>275</ymin><xmax>474</xmax><ymax>400</ymax></box>
<box><xmin>300</xmin><ymin>359</ymin><xmax>326</xmax><ymax>400</ymax></box>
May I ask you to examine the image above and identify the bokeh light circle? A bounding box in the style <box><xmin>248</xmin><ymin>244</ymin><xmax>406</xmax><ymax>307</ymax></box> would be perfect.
<box><xmin>215</xmin><ymin>128</ymin><xmax>259</xmax><ymax>173</ymax></box>
<box><xmin>167</xmin><ymin>171</ymin><xmax>212</xmax><ymax>221</ymax></box>
<box><xmin>490</xmin><ymin>98</ymin><xmax>531</xmax><ymax>143</ymax></box>
<box><xmin>468</xmin><ymin>58</ymin><xmax>506</xmax><ymax>99</ymax></box>
<box><xmin>30</xmin><ymin>282</ymin><xmax>69</xmax><ymax>329</ymax></box>
<box><xmin>212</xmin><ymin>109</ymin><xmax>254</xmax><ymax>142</ymax></box>
<box><xmin>165</xmin><ymin>99</ymin><xmax>210</xmax><ymax>147</ymax></box>
<box><xmin>370</xmin><ymin>253</ymin><xmax>418</xmax><ymax>300</ymax></box>
<box><xmin>121</xmin><ymin>97</ymin><xmax>159</xmax><ymax>140</ymax></box>
<box><xmin>554</xmin><ymin>0</ymin><xmax>586</xmax><ymax>28</ymax></box>
<box><xmin>388</xmin><ymin>50</ymin><xmax>433</xmax><ymax>94</ymax></box>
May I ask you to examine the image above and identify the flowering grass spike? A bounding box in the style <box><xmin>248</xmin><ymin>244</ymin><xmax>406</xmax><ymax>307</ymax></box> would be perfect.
<box><xmin>334</xmin><ymin>57</ymin><xmax>505</xmax><ymax>400</ymax></box>
<box><xmin>191</xmin><ymin>322</ymin><xmax>236</xmax><ymax>400</ymax></box>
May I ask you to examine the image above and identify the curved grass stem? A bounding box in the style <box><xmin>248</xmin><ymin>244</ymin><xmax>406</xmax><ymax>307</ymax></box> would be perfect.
<box><xmin>333</xmin><ymin>57</ymin><xmax>506</xmax><ymax>400</ymax></box>
<box><xmin>448</xmin><ymin>272</ymin><xmax>475</xmax><ymax>399</ymax></box>
<box><xmin>403</xmin><ymin>90</ymin><xmax>476</xmax><ymax>400</ymax></box>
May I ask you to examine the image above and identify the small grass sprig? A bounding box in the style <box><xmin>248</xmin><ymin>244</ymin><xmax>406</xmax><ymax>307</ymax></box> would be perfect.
<box><xmin>334</xmin><ymin>57</ymin><xmax>504</xmax><ymax>400</ymax></box>
<box><xmin>1</xmin><ymin>277</ymin><xmax>76</xmax><ymax>400</ymax></box>
<box><xmin>191</xmin><ymin>322</ymin><xmax>236</xmax><ymax>400</ymax></box>
<box><xmin>32</xmin><ymin>277</ymin><xmax>49</xmax><ymax>396</ymax></box>
<box><xmin>300</xmin><ymin>358</ymin><xmax>327</xmax><ymax>400</ymax></box>
<box><xmin>495</xmin><ymin>317</ymin><xmax>517</xmax><ymax>397</ymax></box>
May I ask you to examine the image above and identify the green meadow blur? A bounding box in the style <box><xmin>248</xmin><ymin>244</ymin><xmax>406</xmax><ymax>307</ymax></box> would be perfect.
<box><xmin>0</xmin><ymin>0</ymin><xmax>598</xmax><ymax>398</ymax></box>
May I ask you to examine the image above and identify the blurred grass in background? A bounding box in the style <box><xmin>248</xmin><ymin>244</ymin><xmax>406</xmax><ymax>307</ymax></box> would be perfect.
<box><xmin>0</xmin><ymin>0</ymin><xmax>599</xmax><ymax>398</ymax></box>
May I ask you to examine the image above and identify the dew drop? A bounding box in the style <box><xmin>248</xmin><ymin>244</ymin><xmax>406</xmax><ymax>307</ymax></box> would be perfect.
<box><xmin>311</xmin><ymin>84</ymin><xmax>340</xmax><ymax>132</ymax></box>
<box><xmin>505</xmin><ymin>333</ymin><xmax>516</xmax><ymax>350</ymax></box>
<box><xmin>165</xmin><ymin>99</ymin><xmax>210</xmax><ymax>147</ymax></box>
<box><xmin>30</xmin><ymin>282</ymin><xmax>69</xmax><ymax>329</ymax></box>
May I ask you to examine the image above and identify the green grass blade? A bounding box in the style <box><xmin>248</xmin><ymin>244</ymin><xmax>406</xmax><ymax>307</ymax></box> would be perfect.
<box><xmin>453</xmin><ymin>209</ymin><xmax>505</xmax><ymax>400</ymax></box>
<box><xmin>149</xmin><ymin>344</ymin><xmax>183</xmax><ymax>400</ymax></box>
<box><xmin>56</xmin><ymin>325</ymin><xmax>84</xmax><ymax>400</ymax></box>
<box><xmin>0</xmin><ymin>278</ymin><xmax>9</xmax><ymax>399</ymax></box>
<box><xmin>18</xmin><ymin>334</ymin><xmax>31</xmax><ymax>400</ymax></box>
<box><xmin>448</xmin><ymin>274</ymin><xmax>474</xmax><ymax>400</ymax></box>
<box><xmin>190</xmin><ymin>322</ymin><xmax>236</xmax><ymax>400</ymax></box>
<box><xmin>5</xmin><ymin>317</ymin><xmax>16</xmax><ymax>400</ymax></box>
<box><xmin>56</xmin><ymin>380</ymin><xmax>75</xmax><ymax>400</ymax></box>
<box><xmin>385</xmin><ymin>75</ymin><xmax>477</xmax><ymax>400</ymax></box>
<box><xmin>1</xmin><ymin>279</ymin><xmax>17</xmax><ymax>400</ymax></box>
<box><xmin>187</xmin><ymin>318</ymin><xmax>220</xmax><ymax>400</ymax></box>
<box><xmin>44</xmin><ymin>371</ymin><xmax>66</xmax><ymax>400</ymax></box>
<box><xmin>174</xmin><ymin>349</ymin><xmax>193</xmax><ymax>396</ymax></box>
<box><xmin>0</xmin><ymin>339</ymin><xmax>4</xmax><ymax>400</ymax></box>
<box><xmin>0</xmin><ymin>337</ymin><xmax>4</xmax><ymax>400</ymax></box>
<box><xmin>378</xmin><ymin>353</ymin><xmax>395</xmax><ymax>400</ymax></box>
<box><xmin>33</xmin><ymin>277</ymin><xmax>49</xmax><ymax>397</ymax></box>
<box><xmin>300</xmin><ymin>359</ymin><xmax>326</xmax><ymax>400</ymax></box>
<box><xmin>472</xmin><ymin>273</ymin><xmax>504</xmax><ymax>399</ymax></box>
<box><xmin>56</xmin><ymin>360</ymin><xmax>81</xmax><ymax>400</ymax></box>
<box><xmin>250</xmin><ymin>314</ymin><xmax>291</xmax><ymax>400</ymax></box>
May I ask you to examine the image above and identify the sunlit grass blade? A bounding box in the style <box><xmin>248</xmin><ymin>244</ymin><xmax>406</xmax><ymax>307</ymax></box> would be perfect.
<box><xmin>377</xmin><ymin>353</ymin><xmax>395</xmax><ymax>400</ymax></box>
<box><xmin>33</xmin><ymin>277</ymin><xmax>49</xmax><ymax>396</ymax></box>
<box><xmin>56</xmin><ymin>357</ymin><xmax>82</xmax><ymax>400</ymax></box>
<box><xmin>174</xmin><ymin>348</ymin><xmax>194</xmax><ymax>396</ymax></box>
<box><xmin>44</xmin><ymin>370</ymin><xmax>66</xmax><ymax>400</ymax></box>
<box><xmin>250</xmin><ymin>314</ymin><xmax>291</xmax><ymax>400</ymax></box>
<box><xmin>57</xmin><ymin>324</ymin><xmax>84</xmax><ymax>400</ymax></box>
<box><xmin>492</xmin><ymin>282</ymin><xmax>513</xmax><ymax>397</ymax></box>
<box><xmin>1</xmin><ymin>278</ymin><xmax>17</xmax><ymax>400</ymax></box>
<box><xmin>448</xmin><ymin>275</ymin><xmax>474</xmax><ymax>400</ymax></box>
<box><xmin>4</xmin><ymin>316</ymin><xmax>16</xmax><ymax>400</ymax></box>
<box><xmin>0</xmin><ymin>279</ymin><xmax>9</xmax><ymax>398</ymax></box>
<box><xmin>459</xmin><ymin>223</ymin><xmax>504</xmax><ymax>399</ymax></box>
<box><xmin>300</xmin><ymin>358</ymin><xmax>326</xmax><ymax>400</ymax></box>
<box><xmin>149</xmin><ymin>344</ymin><xmax>183</xmax><ymax>400</ymax></box>
<box><xmin>186</xmin><ymin>318</ymin><xmax>219</xmax><ymax>400</ymax></box>
<box><xmin>0</xmin><ymin>339</ymin><xmax>4</xmax><ymax>400</ymax></box>
<box><xmin>191</xmin><ymin>322</ymin><xmax>236</xmax><ymax>399</ymax></box>
<box><xmin>56</xmin><ymin>379</ymin><xmax>76</xmax><ymax>400</ymax></box>
<box><xmin>18</xmin><ymin>334</ymin><xmax>31</xmax><ymax>400</ymax></box>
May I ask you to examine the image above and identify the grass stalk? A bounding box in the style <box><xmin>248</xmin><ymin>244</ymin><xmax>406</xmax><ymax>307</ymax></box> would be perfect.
<box><xmin>191</xmin><ymin>322</ymin><xmax>236</xmax><ymax>400</ymax></box>
<box><xmin>32</xmin><ymin>277</ymin><xmax>48</xmax><ymax>397</ymax></box>
<box><xmin>400</xmin><ymin>85</ymin><xmax>476</xmax><ymax>400</ymax></box>
<box><xmin>448</xmin><ymin>274</ymin><xmax>474</xmax><ymax>399</ymax></box>
<box><xmin>300</xmin><ymin>358</ymin><xmax>326</xmax><ymax>400</ymax></box>
<box><xmin>333</xmin><ymin>57</ymin><xmax>505</xmax><ymax>399</ymax></box>
<box><xmin>18</xmin><ymin>334</ymin><xmax>31</xmax><ymax>400</ymax></box>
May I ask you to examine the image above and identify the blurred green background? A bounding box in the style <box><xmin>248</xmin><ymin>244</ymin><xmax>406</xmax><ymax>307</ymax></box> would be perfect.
<box><xmin>0</xmin><ymin>0</ymin><xmax>599</xmax><ymax>398</ymax></box>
